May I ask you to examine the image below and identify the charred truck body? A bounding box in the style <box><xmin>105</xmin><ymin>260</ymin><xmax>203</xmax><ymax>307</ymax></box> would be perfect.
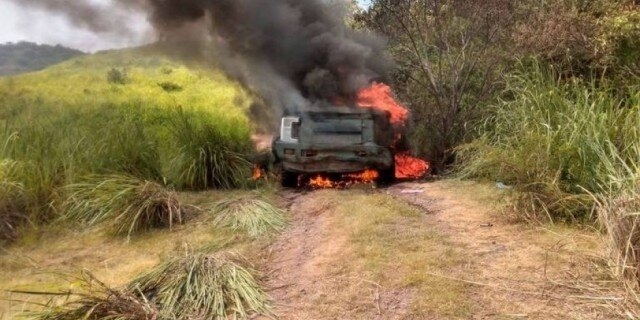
<box><xmin>273</xmin><ymin>106</ymin><xmax>396</xmax><ymax>187</ymax></box>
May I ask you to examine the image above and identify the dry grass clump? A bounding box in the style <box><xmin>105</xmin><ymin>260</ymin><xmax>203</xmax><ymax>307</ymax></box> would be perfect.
<box><xmin>129</xmin><ymin>252</ymin><xmax>272</xmax><ymax>319</ymax></box>
<box><xmin>26</xmin><ymin>252</ymin><xmax>271</xmax><ymax>319</ymax></box>
<box><xmin>596</xmin><ymin>187</ymin><xmax>640</xmax><ymax>302</ymax></box>
<box><xmin>32</xmin><ymin>272</ymin><xmax>159</xmax><ymax>320</ymax></box>
<box><xmin>63</xmin><ymin>174</ymin><xmax>183</xmax><ymax>237</ymax></box>
<box><xmin>0</xmin><ymin>160</ymin><xmax>28</xmax><ymax>243</ymax></box>
<box><xmin>212</xmin><ymin>197</ymin><xmax>286</xmax><ymax>237</ymax></box>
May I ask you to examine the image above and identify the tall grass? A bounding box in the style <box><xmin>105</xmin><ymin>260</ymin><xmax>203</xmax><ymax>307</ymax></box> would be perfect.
<box><xmin>458</xmin><ymin>61</ymin><xmax>640</xmax><ymax>222</ymax></box>
<box><xmin>591</xmin><ymin>132</ymin><xmax>640</xmax><ymax>297</ymax></box>
<box><xmin>0</xmin><ymin>49</ymin><xmax>256</xmax><ymax>240</ymax></box>
<box><xmin>29</xmin><ymin>252</ymin><xmax>271</xmax><ymax>319</ymax></box>
<box><xmin>0</xmin><ymin>159</ymin><xmax>27</xmax><ymax>243</ymax></box>
<box><xmin>169</xmin><ymin>108</ymin><xmax>252</xmax><ymax>190</ymax></box>
<box><xmin>457</xmin><ymin>60</ymin><xmax>640</xmax><ymax>297</ymax></box>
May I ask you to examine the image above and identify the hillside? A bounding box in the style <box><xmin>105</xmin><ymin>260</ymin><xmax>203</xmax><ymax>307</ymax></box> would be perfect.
<box><xmin>0</xmin><ymin>47</ymin><xmax>257</xmax><ymax>244</ymax></box>
<box><xmin>0</xmin><ymin>42</ymin><xmax>85</xmax><ymax>76</ymax></box>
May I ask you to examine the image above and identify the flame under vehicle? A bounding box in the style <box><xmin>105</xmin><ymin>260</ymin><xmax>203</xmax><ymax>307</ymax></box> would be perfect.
<box><xmin>272</xmin><ymin>106</ymin><xmax>396</xmax><ymax>187</ymax></box>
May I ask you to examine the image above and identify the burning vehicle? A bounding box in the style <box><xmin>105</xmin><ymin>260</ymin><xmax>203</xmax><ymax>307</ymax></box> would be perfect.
<box><xmin>270</xmin><ymin>83</ymin><xmax>430</xmax><ymax>188</ymax></box>
<box><xmin>273</xmin><ymin>105</ymin><xmax>396</xmax><ymax>187</ymax></box>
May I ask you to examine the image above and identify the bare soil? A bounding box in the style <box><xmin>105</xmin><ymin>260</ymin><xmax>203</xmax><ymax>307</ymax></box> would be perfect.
<box><xmin>261</xmin><ymin>181</ymin><xmax>630</xmax><ymax>319</ymax></box>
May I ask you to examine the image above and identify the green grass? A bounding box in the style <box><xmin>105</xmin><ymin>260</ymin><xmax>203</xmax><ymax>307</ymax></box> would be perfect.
<box><xmin>0</xmin><ymin>48</ymin><xmax>256</xmax><ymax>241</ymax></box>
<box><xmin>211</xmin><ymin>196</ymin><xmax>287</xmax><ymax>237</ymax></box>
<box><xmin>0</xmin><ymin>159</ymin><xmax>27</xmax><ymax>243</ymax></box>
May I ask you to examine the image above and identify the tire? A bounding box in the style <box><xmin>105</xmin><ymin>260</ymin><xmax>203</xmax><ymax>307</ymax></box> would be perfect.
<box><xmin>378</xmin><ymin>162</ymin><xmax>396</xmax><ymax>185</ymax></box>
<box><xmin>281</xmin><ymin>170</ymin><xmax>298</xmax><ymax>188</ymax></box>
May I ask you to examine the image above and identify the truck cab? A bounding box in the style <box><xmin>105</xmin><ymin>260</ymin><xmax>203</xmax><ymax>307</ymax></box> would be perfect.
<box><xmin>272</xmin><ymin>106</ymin><xmax>396</xmax><ymax>187</ymax></box>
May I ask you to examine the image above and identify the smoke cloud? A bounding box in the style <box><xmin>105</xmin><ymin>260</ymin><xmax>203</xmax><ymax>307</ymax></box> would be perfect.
<box><xmin>10</xmin><ymin>0</ymin><xmax>391</xmax><ymax>120</ymax></box>
<box><xmin>146</xmin><ymin>0</ymin><xmax>392</xmax><ymax>115</ymax></box>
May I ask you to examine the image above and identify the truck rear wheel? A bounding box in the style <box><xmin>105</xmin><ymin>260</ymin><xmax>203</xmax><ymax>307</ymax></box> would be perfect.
<box><xmin>281</xmin><ymin>170</ymin><xmax>298</xmax><ymax>188</ymax></box>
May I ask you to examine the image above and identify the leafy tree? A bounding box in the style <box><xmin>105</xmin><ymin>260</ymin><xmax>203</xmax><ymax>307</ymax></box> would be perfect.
<box><xmin>356</xmin><ymin>0</ymin><xmax>518</xmax><ymax>171</ymax></box>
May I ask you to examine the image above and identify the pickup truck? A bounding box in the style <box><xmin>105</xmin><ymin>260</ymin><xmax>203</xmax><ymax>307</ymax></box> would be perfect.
<box><xmin>272</xmin><ymin>106</ymin><xmax>396</xmax><ymax>187</ymax></box>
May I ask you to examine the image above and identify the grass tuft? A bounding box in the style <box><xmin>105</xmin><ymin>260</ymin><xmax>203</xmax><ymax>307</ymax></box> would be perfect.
<box><xmin>169</xmin><ymin>108</ymin><xmax>253</xmax><ymax>190</ymax></box>
<box><xmin>32</xmin><ymin>271</ymin><xmax>159</xmax><ymax>320</ymax></box>
<box><xmin>62</xmin><ymin>174</ymin><xmax>183</xmax><ymax>237</ymax></box>
<box><xmin>212</xmin><ymin>197</ymin><xmax>286</xmax><ymax>237</ymax></box>
<box><xmin>129</xmin><ymin>251</ymin><xmax>272</xmax><ymax>319</ymax></box>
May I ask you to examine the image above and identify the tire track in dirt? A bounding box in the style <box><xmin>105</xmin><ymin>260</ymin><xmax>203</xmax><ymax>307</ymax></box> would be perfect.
<box><xmin>261</xmin><ymin>190</ymin><xmax>413</xmax><ymax>320</ymax></box>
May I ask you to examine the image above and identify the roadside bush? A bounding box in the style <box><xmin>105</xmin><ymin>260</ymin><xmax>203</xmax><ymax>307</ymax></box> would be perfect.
<box><xmin>30</xmin><ymin>252</ymin><xmax>271</xmax><ymax>319</ymax></box>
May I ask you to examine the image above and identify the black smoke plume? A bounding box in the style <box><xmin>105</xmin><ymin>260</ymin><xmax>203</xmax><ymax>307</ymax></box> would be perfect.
<box><xmin>145</xmin><ymin>0</ymin><xmax>392</xmax><ymax>116</ymax></box>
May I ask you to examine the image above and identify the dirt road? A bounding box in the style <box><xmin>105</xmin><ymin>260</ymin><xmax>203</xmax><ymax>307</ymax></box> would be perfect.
<box><xmin>261</xmin><ymin>180</ymin><xmax>629</xmax><ymax>319</ymax></box>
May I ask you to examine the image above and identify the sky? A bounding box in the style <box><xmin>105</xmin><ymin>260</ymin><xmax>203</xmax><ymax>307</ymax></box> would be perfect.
<box><xmin>0</xmin><ymin>0</ymin><xmax>372</xmax><ymax>53</ymax></box>
<box><xmin>0</xmin><ymin>1</ymin><xmax>151</xmax><ymax>52</ymax></box>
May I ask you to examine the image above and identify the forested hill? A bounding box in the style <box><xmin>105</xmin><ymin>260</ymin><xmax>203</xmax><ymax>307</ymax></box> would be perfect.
<box><xmin>0</xmin><ymin>41</ymin><xmax>85</xmax><ymax>76</ymax></box>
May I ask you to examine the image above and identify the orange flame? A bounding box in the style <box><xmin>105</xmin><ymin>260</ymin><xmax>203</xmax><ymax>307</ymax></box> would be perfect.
<box><xmin>308</xmin><ymin>175</ymin><xmax>335</xmax><ymax>189</ymax></box>
<box><xmin>347</xmin><ymin>169</ymin><xmax>380</xmax><ymax>183</ymax></box>
<box><xmin>252</xmin><ymin>164</ymin><xmax>263</xmax><ymax>180</ymax></box>
<box><xmin>357</xmin><ymin>82</ymin><xmax>409</xmax><ymax>126</ymax></box>
<box><xmin>395</xmin><ymin>152</ymin><xmax>429</xmax><ymax>179</ymax></box>
<box><xmin>307</xmin><ymin>169</ymin><xmax>380</xmax><ymax>189</ymax></box>
<box><xmin>357</xmin><ymin>83</ymin><xmax>430</xmax><ymax>180</ymax></box>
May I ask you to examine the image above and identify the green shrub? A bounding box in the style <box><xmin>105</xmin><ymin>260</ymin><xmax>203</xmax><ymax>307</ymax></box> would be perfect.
<box><xmin>107</xmin><ymin>67</ymin><xmax>128</xmax><ymax>85</ymax></box>
<box><xmin>157</xmin><ymin>81</ymin><xmax>183</xmax><ymax>92</ymax></box>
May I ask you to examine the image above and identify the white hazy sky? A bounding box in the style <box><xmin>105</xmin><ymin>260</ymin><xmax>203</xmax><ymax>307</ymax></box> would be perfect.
<box><xmin>0</xmin><ymin>1</ymin><xmax>152</xmax><ymax>52</ymax></box>
<box><xmin>0</xmin><ymin>0</ymin><xmax>372</xmax><ymax>53</ymax></box>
